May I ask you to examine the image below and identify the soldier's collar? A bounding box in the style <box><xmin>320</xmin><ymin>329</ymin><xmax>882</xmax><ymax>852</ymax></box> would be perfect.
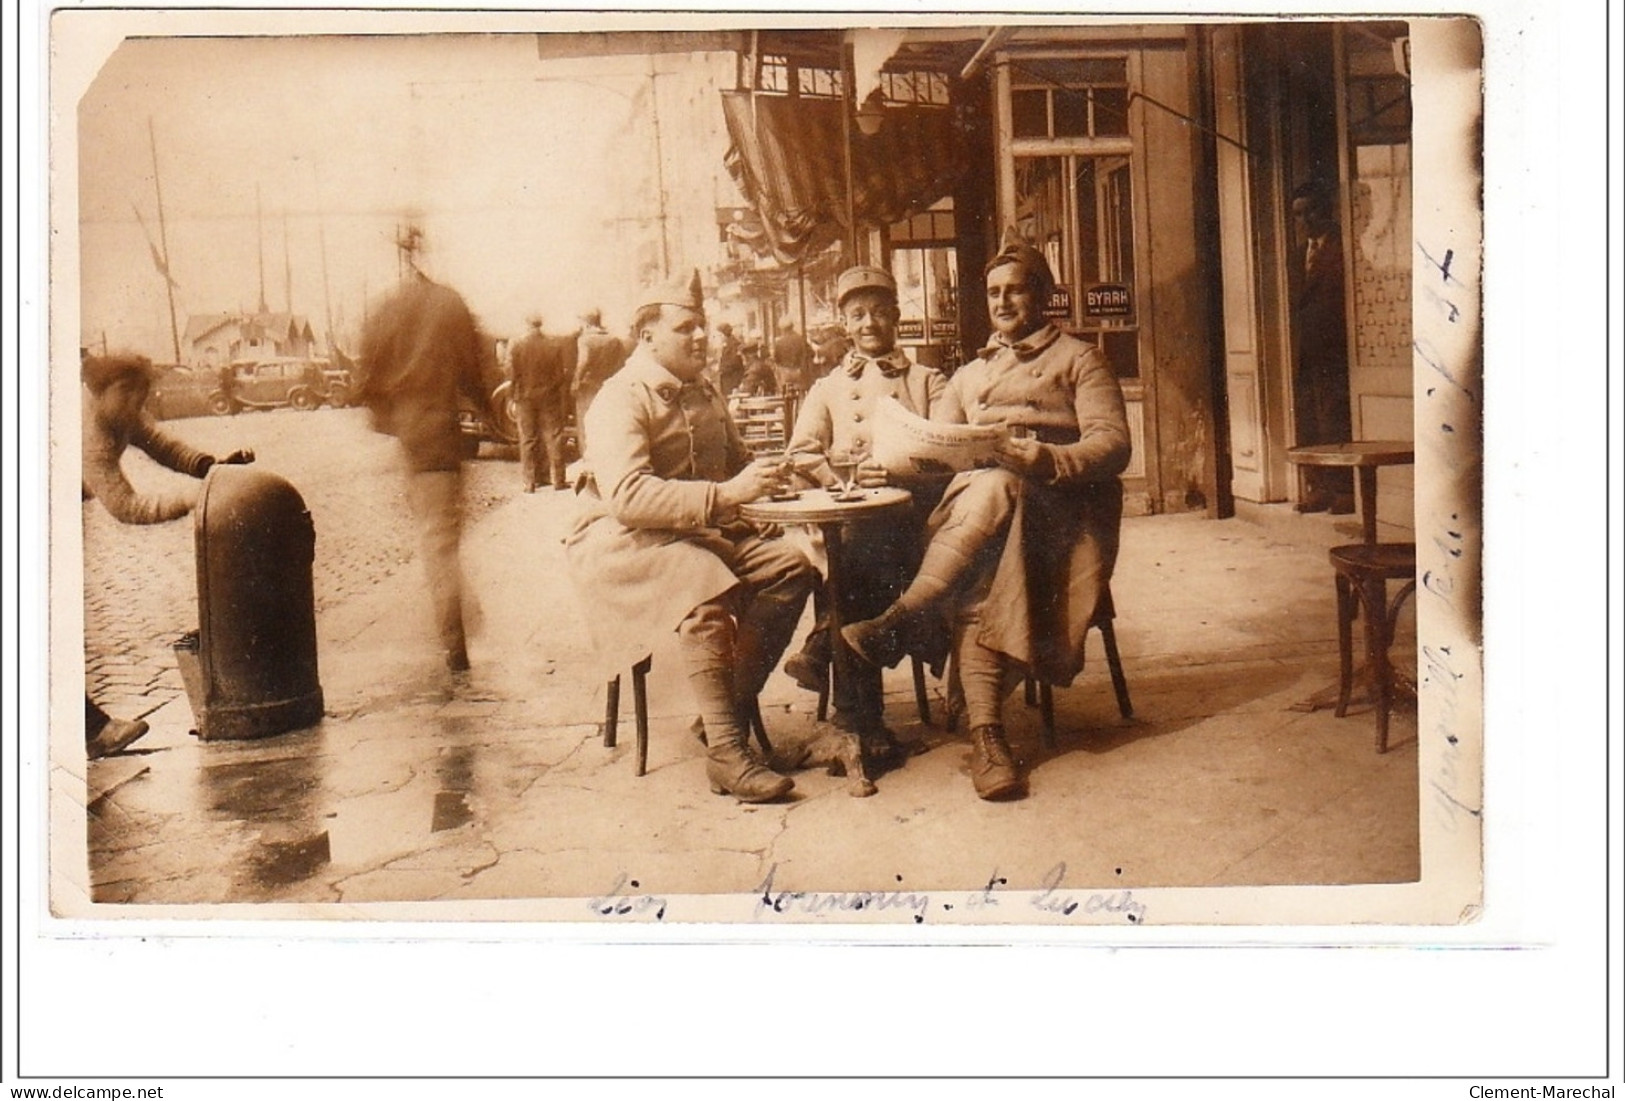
<box><xmin>843</xmin><ymin>350</ymin><xmax>910</xmax><ymax>379</ymax></box>
<box><xmin>979</xmin><ymin>323</ymin><xmax>1061</xmax><ymax>362</ymax></box>
<box><xmin>627</xmin><ymin>348</ymin><xmax>713</xmax><ymax>405</ymax></box>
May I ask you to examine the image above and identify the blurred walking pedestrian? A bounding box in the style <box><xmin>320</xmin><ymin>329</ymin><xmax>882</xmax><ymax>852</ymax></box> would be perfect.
<box><xmin>356</xmin><ymin>272</ymin><xmax>492</xmax><ymax>672</ymax></box>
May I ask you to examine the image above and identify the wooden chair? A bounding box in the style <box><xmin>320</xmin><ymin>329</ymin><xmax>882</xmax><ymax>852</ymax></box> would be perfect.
<box><xmin>1329</xmin><ymin>543</ymin><xmax>1417</xmax><ymax>753</ymax></box>
<box><xmin>1025</xmin><ymin>605</ymin><xmax>1134</xmax><ymax>748</ymax></box>
<box><xmin>602</xmin><ymin>656</ymin><xmax>773</xmax><ymax>776</ymax></box>
<box><xmin>941</xmin><ymin>587</ymin><xmax>1132</xmax><ymax>745</ymax></box>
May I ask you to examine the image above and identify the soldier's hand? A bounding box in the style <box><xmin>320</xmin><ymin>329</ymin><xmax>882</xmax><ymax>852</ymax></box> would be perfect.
<box><xmin>993</xmin><ymin>436</ymin><xmax>1054</xmax><ymax>479</ymax></box>
<box><xmin>717</xmin><ymin>457</ymin><xmax>792</xmax><ymax>509</ymax></box>
<box><xmin>855</xmin><ymin>457</ymin><xmax>889</xmax><ymax>488</ymax></box>
<box><xmin>218</xmin><ymin>448</ymin><xmax>256</xmax><ymax>465</ymax></box>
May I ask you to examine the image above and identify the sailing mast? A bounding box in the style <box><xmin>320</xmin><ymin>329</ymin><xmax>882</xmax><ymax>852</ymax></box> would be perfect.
<box><xmin>147</xmin><ymin>118</ymin><xmax>181</xmax><ymax>364</ymax></box>
<box><xmin>255</xmin><ymin>184</ymin><xmax>268</xmax><ymax>315</ymax></box>
<box><xmin>282</xmin><ymin>210</ymin><xmax>293</xmax><ymax>314</ymax></box>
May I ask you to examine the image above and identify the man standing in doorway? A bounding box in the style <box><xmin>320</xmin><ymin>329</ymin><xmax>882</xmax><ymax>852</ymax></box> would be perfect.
<box><xmin>1290</xmin><ymin>180</ymin><xmax>1355</xmax><ymax>514</ymax></box>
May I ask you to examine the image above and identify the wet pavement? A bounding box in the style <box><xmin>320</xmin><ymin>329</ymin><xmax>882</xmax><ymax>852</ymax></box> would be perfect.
<box><xmin>81</xmin><ymin>405</ymin><xmax>521</xmax><ymax>721</ymax></box>
<box><xmin>67</xmin><ymin>462</ymin><xmax>1423</xmax><ymax>921</ymax></box>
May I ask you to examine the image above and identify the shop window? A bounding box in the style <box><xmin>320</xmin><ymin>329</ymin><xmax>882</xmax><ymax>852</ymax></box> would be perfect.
<box><xmin>1013</xmin><ymin>151</ymin><xmax>1140</xmax><ymax>378</ymax></box>
<box><xmin>1011</xmin><ymin>88</ymin><xmax>1049</xmax><ymax>137</ymax></box>
<box><xmin>890</xmin><ymin>246</ymin><xmax>961</xmax><ymax>370</ymax></box>
<box><xmin>1008</xmin><ymin>56</ymin><xmax>1130</xmax><ymax>141</ymax></box>
<box><xmin>797</xmin><ymin>65</ymin><xmax>844</xmax><ymax>99</ymax></box>
<box><xmin>756</xmin><ymin>54</ymin><xmax>789</xmax><ymax>93</ymax></box>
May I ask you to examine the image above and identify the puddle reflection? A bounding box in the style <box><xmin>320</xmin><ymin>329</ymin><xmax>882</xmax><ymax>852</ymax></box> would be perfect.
<box><xmin>196</xmin><ymin>727</ymin><xmax>332</xmax><ymax>894</ymax></box>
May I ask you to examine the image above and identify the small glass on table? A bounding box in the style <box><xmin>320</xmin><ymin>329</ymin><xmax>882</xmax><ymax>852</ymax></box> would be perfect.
<box><xmin>828</xmin><ymin>448</ymin><xmax>868</xmax><ymax>501</ymax></box>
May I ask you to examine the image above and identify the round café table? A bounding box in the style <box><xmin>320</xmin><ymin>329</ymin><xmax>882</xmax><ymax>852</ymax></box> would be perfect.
<box><xmin>1286</xmin><ymin>440</ymin><xmax>1414</xmax><ymax>544</ymax></box>
<box><xmin>741</xmin><ymin>485</ymin><xmax>914</xmax><ymax>778</ymax></box>
<box><xmin>1285</xmin><ymin>441</ymin><xmax>1415</xmax><ymax>716</ymax></box>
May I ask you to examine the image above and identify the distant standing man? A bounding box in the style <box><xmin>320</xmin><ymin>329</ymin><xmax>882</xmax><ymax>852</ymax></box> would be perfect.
<box><xmin>1290</xmin><ymin>180</ymin><xmax>1354</xmax><ymax>514</ymax></box>
<box><xmin>714</xmin><ymin>321</ymin><xmax>745</xmax><ymax>396</ymax></box>
<box><xmin>573</xmin><ymin>307</ymin><xmax>629</xmax><ymax>455</ymax></box>
<box><xmin>511</xmin><ymin>315</ymin><xmax>574</xmax><ymax>492</ymax></box>
<box><xmin>566</xmin><ymin>271</ymin><xmax>816</xmax><ymax>802</ymax></box>
<box><xmin>772</xmin><ymin>317</ymin><xmax>813</xmax><ymax>396</ymax></box>
<box><xmin>357</xmin><ymin>273</ymin><xmax>492</xmax><ymax>672</ymax></box>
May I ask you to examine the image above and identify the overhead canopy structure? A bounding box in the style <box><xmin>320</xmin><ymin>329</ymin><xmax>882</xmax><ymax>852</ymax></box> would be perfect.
<box><xmin>538</xmin><ymin>27</ymin><xmax>1000</xmax><ymax>266</ymax></box>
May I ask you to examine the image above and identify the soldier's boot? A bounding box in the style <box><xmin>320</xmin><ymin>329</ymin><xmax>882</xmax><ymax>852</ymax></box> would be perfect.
<box><xmin>968</xmin><ymin>724</ymin><xmax>1025</xmax><ymax>801</ymax></box>
<box><xmin>706</xmin><ymin>718</ymin><xmax>794</xmax><ymax>803</ymax></box>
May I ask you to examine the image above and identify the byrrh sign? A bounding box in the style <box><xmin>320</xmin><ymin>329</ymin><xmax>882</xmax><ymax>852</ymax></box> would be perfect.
<box><xmin>1084</xmin><ymin>283</ymin><xmax>1133</xmax><ymax>318</ymax></box>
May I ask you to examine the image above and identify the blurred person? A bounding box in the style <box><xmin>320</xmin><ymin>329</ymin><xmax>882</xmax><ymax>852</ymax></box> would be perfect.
<box><xmin>511</xmin><ymin>314</ymin><xmax>575</xmax><ymax>492</ymax></box>
<box><xmin>714</xmin><ymin>321</ymin><xmax>745</xmax><ymax>396</ymax></box>
<box><xmin>842</xmin><ymin>241</ymin><xmax>1131</xmax><ymax>801</ymax></box>
<box><xmin>782</xmin><ymin>265</ymin><xmax>945</xmax><ymax>769</ymax></box>
<box><xmin>80</xmin><ymin>351</ymin><xmax>255</xmax><ymax>758</ymax></box>
<box><xmin>739</xmin><ymin>340</ymin><xmax>777</xmax><ymax>397</ymax></box>
<box><xmin>772</xmin><ymin>316</ymin><xmax>812</xmax><ymax>396</ymax></box>
<box><xmin>356</xmin><ymin>273</ymin><xmax>493</xmax><ymax>672</ymax></box>
<box><xmin>566</xmin><ymin>271</ymin><xmax>815</xmax><ymax>802</ymax></box>
<box><xmin>573</xmin><ymin>307</ymin><xmax>630</xmax><ymax>455</ymax></box>
<box><xmin>81</xmin><ymin>352</ymin><xmax>254</xmax><ymax>525</ymax></box>
<box><xmin>811</xmin><ymin>322</ymin><xmax>851</xmax><ymax>382</ymax></box>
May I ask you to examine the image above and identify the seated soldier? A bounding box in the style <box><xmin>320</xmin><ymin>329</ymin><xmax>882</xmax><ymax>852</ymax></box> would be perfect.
<box><xmin>566</xmin><ymin>272</ymin><xmax>816</xmax><ymax>803</ymax></box>
<box><xmin>782</xmin><ymin>265</ymin><xmax>945</xmax><ymax>769</ymax></box>
<box><xmin>843</xmin><ymin>242</ymin><xmax>1131</xmax><ymax>801</ymax></box>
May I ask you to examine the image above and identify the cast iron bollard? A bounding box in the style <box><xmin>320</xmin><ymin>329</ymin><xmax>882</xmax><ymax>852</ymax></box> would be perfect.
<box><xmin>175</xmin><ymin>464</ymin><xmax>323</xmax><ymax>740</ymax></box>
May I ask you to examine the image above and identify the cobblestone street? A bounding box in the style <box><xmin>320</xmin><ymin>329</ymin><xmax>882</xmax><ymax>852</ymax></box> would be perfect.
<box><xmin>80</xmin><ymin>406</ymin><xmax>524</xmax><ymax>720</ymax></box>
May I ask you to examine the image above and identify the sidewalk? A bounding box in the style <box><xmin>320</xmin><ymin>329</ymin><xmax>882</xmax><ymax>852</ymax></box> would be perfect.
<box><xmin>72</xmin><ymin>487</ymin><xmax>1420</xmax><ymax>917</ymax></box>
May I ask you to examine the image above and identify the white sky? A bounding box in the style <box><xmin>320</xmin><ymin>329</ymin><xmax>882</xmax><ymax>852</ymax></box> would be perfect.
<box><xmin>74</xmin><ymin>33</ymin><xmax>746</xmax><ymax>357</ymax></box>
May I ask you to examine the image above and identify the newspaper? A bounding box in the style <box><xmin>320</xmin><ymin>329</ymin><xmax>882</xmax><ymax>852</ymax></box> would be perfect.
<box><xmin>871</xmin><ymin>395</ymin><xmax>1008</xmax><ymax>476</ymax></box>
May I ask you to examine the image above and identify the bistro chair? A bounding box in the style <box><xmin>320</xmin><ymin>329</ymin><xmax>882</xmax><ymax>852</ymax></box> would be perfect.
<box><xmin>602</xmin><ymin>656</ymin><xmax>773</xmax><ymax>776</ymax></box>
<box><xmin>1328</xmin><ymin>542</ymin><xmax>1418</xmax><ymax>753</ymax></box>
<box><xmin>942</xmin><ymin>586</ymin><xmax>1133</xmax><ymax>746</ymax></box>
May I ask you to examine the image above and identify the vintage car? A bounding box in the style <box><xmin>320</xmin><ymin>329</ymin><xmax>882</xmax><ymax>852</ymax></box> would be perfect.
<box><xmin>457</xmin><ymin>379</ymin><xmax>520</xmax><ymax>457</ymax></box>
<box><xmin>209</xmin><ymin>357</ymin><xmax>331</xmax><ymax>415</ymax></box>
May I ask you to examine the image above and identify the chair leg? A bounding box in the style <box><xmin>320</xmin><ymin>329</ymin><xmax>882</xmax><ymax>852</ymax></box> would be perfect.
<box><xmin>1334</xmin><ymin>573</ymin><xmax>1356</xmax><ymax>718</ymax></box>
<box><xmin>603</xmin><ymin>675</ymin><xmax>621</xmax><ymax>748</ymax></box>
<box><xmin>1361</xmin><ymin>577</ymin><xmax>1392</xmax><ymax>753</ymax></box>
<box><xmin>746</xmin><ymin>697</ymin><xmax>774</xmax><ymax>757</ymax></box>
<box><xmin>1038</xmin><ymin>682</ymin><xmax>1056</xmax><ymax>748</ymax></box>
<box><xmin>912</xmin><ymin>655</ymin><xmax>931</xmax><ymax>725</ymax></box>
<box><xmin>1024</xmin><ymin>676</ymin><xmax>1038</xmax><ymax>708</ymax></box>
<box><xmin>632</xmin><ymin>656</ymin><xmax>652</xmax><ymax>777</ymax></box>
<box><xmin>815</xmin><ymin>665</ymin><xmax>830</xmax><ymax>723</ymax></box>
<box><xmin>1098</xmin><ymin>618</ymin><xmax>1133</xmax><ymax>719</ymax></box>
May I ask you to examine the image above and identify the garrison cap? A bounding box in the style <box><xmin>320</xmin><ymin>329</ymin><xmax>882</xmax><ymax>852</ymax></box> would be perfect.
<box><xmin>835</xmin><ymin>265</ymin><xmax>897</xmax><ymax>308</ymax></box>
<box><xmin>637</xmin><ymin>269</ymin><xmax>705</xmax><ymax>314</ymax></box>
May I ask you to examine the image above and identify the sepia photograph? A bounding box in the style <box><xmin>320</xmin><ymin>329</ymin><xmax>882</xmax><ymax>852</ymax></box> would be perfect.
<box><xmin>49</xmin><ymin>10</ymin><xmax>1485</xmax><ymax>927</ymax></box>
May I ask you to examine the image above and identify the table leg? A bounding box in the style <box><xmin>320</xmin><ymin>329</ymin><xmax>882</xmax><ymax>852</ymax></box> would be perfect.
<box><xmin>821</xmin><ymin>522</ymin><xmax>867</xmax><ymax>774</ymax></box>
<box><xmin>1358</xmin><ymin>466</ymin><xmax>1379</xmax><ymax>545</ymax></box>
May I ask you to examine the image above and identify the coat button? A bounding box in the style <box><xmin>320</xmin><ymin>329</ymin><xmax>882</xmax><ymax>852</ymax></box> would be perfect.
<box><xmin>850</xmin><ymin>392</ymin><xmax>861</xmax><ymax>401</ymax></box>
<box><xmin>852</xmin><ymin>412</ymin><xmax>864</xmax><ymax>421</ymax></box>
